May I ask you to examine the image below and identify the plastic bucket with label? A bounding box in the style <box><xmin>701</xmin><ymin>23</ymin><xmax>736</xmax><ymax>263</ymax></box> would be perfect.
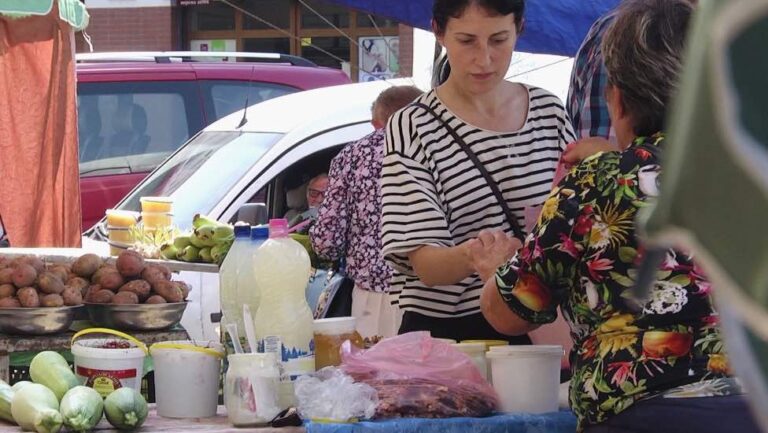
<box><xmin>486</xmin><ymin>345</ymin><xmax>563</xmax><ymax>414</ymax></box>
<box><xmin>150</xmin><ymin>340</ymin><xmax>225</xmax><ymax>418</ymax></box>
<box><xmin>71</xmin><ymin>328</ymin><xmax>148</xmax><ymax>398</ymax></box>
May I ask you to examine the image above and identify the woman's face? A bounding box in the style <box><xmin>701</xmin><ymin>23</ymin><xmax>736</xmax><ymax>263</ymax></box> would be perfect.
<box><xmin>436</xmin><ymin>4</ymin><xmax>519</xmax><ymax>94</ymax></box>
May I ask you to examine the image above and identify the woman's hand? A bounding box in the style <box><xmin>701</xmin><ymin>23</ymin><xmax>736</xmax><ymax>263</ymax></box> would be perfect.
<box><xmin>466</xmin><ymin>230</ymin><xmax>522</xmax><ymax>282</ymax></box>
<box><xmin>562</xmin><ymin>137</ymin><xmax>619</xmax><ymax>165</ymax></box>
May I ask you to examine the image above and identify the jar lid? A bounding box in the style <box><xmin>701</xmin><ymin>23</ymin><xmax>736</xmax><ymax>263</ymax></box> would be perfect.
<box><xmin>486</xmin><ymin>345</ymin><xmax>563</xmax><ymax>358</ymax></box>
<box><xmin>461</xmin><ymin>339</ymin><xmax>509</xmax><ymax>347</ymax></box>
<box><xmin>451</xmin><ymin>342</ymin><xmax>487</xmax><ymax>354</ymax></box>
<box><xmin>313</xmin><ymin>317</ymin><xmax>357</xmax><ymax>334</ymax></box>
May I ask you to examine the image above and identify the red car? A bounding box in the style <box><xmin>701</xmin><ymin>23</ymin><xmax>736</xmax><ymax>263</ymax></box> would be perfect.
<box><xmin>76</xmin><ymin>52</ymin><xmax>351</xmax><ymax>230</ymax></box>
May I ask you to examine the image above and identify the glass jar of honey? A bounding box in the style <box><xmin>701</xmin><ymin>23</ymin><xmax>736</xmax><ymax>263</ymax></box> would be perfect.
<box><xmin>313</xmin><ymin>317</ymin><xmax>364</xmax><ymax>370</ymax></box>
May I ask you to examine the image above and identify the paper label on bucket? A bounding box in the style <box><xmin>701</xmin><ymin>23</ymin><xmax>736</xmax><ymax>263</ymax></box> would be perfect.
<box><xmin>77</xmin><ymin>366</ymin><xmax>137</xmax><ymax>397</ymax></box>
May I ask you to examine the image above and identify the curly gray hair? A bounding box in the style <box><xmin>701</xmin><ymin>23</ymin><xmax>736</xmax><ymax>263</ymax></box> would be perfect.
<box><xmin>602</xmin><ymin>0</ymin><xmax>694</xmax><ymax>137</ymax></box>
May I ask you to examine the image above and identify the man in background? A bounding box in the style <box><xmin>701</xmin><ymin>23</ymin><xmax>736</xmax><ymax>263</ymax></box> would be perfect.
<box><xmin>310</xmin><ymin>85</ymin><xmax>423</xmax><ymax>338</ymax></box>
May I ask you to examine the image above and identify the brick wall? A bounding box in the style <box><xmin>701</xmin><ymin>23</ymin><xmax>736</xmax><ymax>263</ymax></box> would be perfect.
<box><xmin>75</xmin><ymin>7</ymin><xmax>177</xmax><ymax>53</ymax></box>
<box><xmin>397</xmin><ymin>24</ymin><xmax>413</xmax><ymax>78</ymax></box>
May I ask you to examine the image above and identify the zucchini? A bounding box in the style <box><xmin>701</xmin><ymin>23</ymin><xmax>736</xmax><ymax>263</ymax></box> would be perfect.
<box><xmin>10</xmin><ymin>383</ymin><xmax>62</xmax><ymax>433</ymax></box>
<box><xmin>60</xmin><ymin>386</ymin><xmax>103</xmax><ymax>432</ymax></box>
<box><xmin>104</xmin><ymin>388</ymin><xmax>148</xmax><ymax>431</ymax></box>
<box><xmin>0</xmin><ymin>380</ymin><xmax>15</xmax><ymax>423</ymax></box>
<box><xmin>30</xmin><ymin>351</ymin><xmax>79</xmax><ymax>401</ymax></box>
<box><xmin>12</xmin><ymin>381</ymin><xmax>32</xmax><ymax>392</ymax></box>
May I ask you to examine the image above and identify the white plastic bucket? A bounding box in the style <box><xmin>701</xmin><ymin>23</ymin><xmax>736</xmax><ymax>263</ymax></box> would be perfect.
<box><xmin>486</xmin><ymin>345</ymin><xmax>563</xmax><ymax>414</ymax></box>
<box><xmin>150</xmin><ymin>340</ymin><xmax>225</xmax><ymax>418</ymax></box>
<box><xmin>70</xmin><ymin>328</ymin><xmax>148</xmax><ymax>398</ymax></box>
<box><xmin>451</xmin><ymin>342</ymin><xmax>488</xmax><ymax>381</ymax></box>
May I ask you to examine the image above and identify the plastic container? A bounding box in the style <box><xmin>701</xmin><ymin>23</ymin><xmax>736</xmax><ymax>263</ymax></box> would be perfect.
<box><xmin>252</xmin><ymin>219</ymin><xmax>314</xmax><ymax>409</ymax></box>
<box><xmin>433</xmin><ymin>338</ymin><xmax>457</xmax><ymax>345</ymax></box>
<box><xmin>219</xmin><ymin>224</ymin><xmax>254</xmax><ymax>343</ymax></box>
<box><xmin>150</xmin><ymin>340</ymin><xmax>225</xmax><ymax>418</ymax></box>
<box><xmin>486</xmin><ymin>345</ymin><xmax>563</xmax><ymax>414</ymax></box>
<box><xmin>141</xmin><ymin>211</ymin><xmax>173</xmax><ymax>230</ymax></box>
<box><xmin>313</xmin><ymin>317</ymin><xmax>364</xmax><ymax>370</ymax></box>
<box><xmin>70</xmin><ymin>328</ymin><xmax>148</xmax><ymax>397</ymax></box>
<box><xmin>451</xmin><ymin>342</ymin><xmax>488</xmax><ymax>381</ymax></box>
<box><xmin>224</xmin><ymin>353</ymin><xmax>281</xmax><ymax>427</ymax></box>
<box><xmin>105</xmin><ymin>210</ymin><xmax>138</xmax><ymax>256</ymax></box>
<box><xmin>140</xmin><ymin>196</ymin><xmax>173</xmax><ymax>213</ymax></box>
<box><xmin>462</xmin><ymin>339</ymin><xmax>509</xmax><ymax>381</ymax></box>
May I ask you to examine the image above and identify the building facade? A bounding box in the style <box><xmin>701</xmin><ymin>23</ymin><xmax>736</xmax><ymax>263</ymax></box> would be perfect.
<box><xmin>77</xmin><ymin>0</ymin><xmax>414</xmax><ymax>81</ymax></box>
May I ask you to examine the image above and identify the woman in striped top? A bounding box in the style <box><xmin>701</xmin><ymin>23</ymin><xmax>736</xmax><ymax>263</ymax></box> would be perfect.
<box><xmin>380</xmin><ymin>0</ymin><xmax>575</xmax><ymax>341</ymax></box>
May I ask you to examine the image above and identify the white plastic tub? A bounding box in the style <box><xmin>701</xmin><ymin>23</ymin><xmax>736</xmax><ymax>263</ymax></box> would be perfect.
<box><xmin>150</xmin><ymin>340</ymin><xmax>224</xmax><ymax>418</ymax></box>
<box><xmin>486</xmin><ymin>345</ymin><xmax>563</xmax><ymax>414</ymax></box>
<box><xmin>71</xmin><ymin>330</ymin><xmax>147</xmax><ymax>398</ymax></box>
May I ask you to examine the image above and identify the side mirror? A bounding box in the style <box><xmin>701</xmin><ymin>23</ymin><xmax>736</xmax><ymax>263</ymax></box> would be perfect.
<box><xmin>236</xmin><ymin>202</ymin><xmax>268</xmax><ymax>226</ymax></box>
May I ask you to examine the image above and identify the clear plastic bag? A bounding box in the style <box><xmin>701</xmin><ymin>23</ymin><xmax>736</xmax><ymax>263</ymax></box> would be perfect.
<box><xmin>294</xmin><ymin>367</ymin><xmax>378</xmax><ymax>422</ymax></box>
<box><xmin>341</xmin><ymin>332</ymin><xmax>499</xmax><ymax>418</ymax></box>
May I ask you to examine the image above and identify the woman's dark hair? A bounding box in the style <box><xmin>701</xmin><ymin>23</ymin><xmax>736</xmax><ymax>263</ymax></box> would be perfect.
<box><xmin>602</xmin><ymin>0</ymin><xmax>693</xmax><ymax>137</ymax></box>
<box><xmin>431</xmin><ymin>0</ymin><xmax>524</xmax><ymax>87</ymax></box>
<box><xmin>432</xmin><ymin>0</ymin><xmax>525</xmax><ymax>35</ymax></box>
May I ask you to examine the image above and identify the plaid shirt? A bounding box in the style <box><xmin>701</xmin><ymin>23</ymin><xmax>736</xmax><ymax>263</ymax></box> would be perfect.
<box><xmin>567</xmin><ymin>12</ymin><xmax>617</xmax><ymax>141</ymax></box>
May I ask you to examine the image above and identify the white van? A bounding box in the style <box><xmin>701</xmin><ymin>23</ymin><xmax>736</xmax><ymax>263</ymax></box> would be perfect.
<box><xmin>85</xmin><ymin>78</ymin><xmax>421</xmax><ymax>341</ymax></box>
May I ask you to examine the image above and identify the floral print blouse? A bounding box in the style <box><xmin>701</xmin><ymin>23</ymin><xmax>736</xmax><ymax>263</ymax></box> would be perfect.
<box><xmin>496</xmin><ymin>134</ymin><xmax>737</xmax><ymax>429</ymax></box>
<box><xmin>310</xmin><ymin>130</ymin><xmax>392</xmax><ymax>292</ymax></box>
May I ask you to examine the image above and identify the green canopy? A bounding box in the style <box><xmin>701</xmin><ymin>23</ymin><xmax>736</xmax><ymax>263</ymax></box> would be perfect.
<box><xmin>0</xmin><ymin>0</ymin><xmax>89</xmax><ymax>30</ymax></box>
<box><xmin>641</xmin><ymin>0</ymin><xmax>768</xmax><ymax>429</ymax></box>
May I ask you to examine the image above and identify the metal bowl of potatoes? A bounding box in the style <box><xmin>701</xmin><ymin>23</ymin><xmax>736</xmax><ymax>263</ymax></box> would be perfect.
<box><xmin>84</xmin><ymin>302</ymin><xmax>188</xmax><ymax>331</ymax></box>
<box><xmin>0</xmin><ymin>306</ymin><xmax>82</xmax><ymax>335</ymax></box>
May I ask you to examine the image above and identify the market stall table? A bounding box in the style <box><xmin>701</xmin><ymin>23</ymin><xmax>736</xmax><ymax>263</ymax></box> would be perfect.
<box><xmin>0</xmin><ymin>406</ymin><xmax>576</xmax><ymax>433</ymax></box>
<box><xmin>0</xmin><ymin>328</ymin><xmax>189</xmax><ymax>382</ymax></box>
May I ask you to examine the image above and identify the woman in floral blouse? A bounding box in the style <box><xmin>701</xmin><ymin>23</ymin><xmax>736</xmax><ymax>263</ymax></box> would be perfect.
<box><xmin>479</xmin><ymin>1</ymin><xmax>760</xmax><ymax>432</ymax></box>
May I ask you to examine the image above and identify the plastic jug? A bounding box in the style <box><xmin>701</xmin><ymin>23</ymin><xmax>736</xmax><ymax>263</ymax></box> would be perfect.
<box><xmin>219</xmin><ymin>224</ymin><xmax>251</xmax><ymax>338</ymax></box>
<box><xmin>252</xmin><ymin>219</ymin><xmax>314</xmax><ymax>407</ymax></box>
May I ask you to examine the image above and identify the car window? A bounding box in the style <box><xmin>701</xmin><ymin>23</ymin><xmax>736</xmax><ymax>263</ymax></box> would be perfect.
<box><xmin>77</xmin><ymin>81</ymin><xmax>203</xmax><ymax>176</ymax></box>
<box><xmin>117</xmin><ymin>131</ymin><xmax>283</xmax><ymax>230</ymax></box>
<box><xmin>200</xmin><ymin>80</ymin><xmax>297</xmax><ymax>122</ymax></box>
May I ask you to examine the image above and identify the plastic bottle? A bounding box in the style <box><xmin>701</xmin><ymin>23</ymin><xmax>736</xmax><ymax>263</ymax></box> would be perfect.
<box><xmin>219</xmin><ymin>224</ymin><xmax>251</xmax><ymax>338</ymax></box>
<box><xmin>252</xmin><ymin>218</ymin><xmax>314</xmax><ymax>408</ymax></box>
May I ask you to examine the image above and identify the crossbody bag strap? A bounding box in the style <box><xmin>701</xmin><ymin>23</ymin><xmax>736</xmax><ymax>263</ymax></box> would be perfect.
<box><xmin>412</xmin><ymin>102</ymin><xmax>525</xmax><ymax>240</ymax></box>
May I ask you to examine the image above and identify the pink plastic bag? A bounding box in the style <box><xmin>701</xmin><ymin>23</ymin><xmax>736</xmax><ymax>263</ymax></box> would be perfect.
<box><xmin>341</xmin><ymin>332</ymin><xmax>499</xmax><ymax>418</ymax></box>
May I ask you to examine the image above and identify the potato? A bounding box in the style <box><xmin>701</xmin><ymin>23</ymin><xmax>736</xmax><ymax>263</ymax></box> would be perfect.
<box><xmin>41</xmin><ymin>294</ymin><xmax>64</xmax><ymax>307</ymax></box>
<box><xmin>12</xmin><ymin>264</ymin><xmax>37</xmax><ymax>288</ymax></box>
<box><xmin>72</xmin><ymin>254</ymin><xmax>103</xmax><ymax>278</ymax></box>
<box><xmin>66</xmin><ymin>277</ymin><xmax>90</xmax><ymax>292</ymax></box>
<box><xmin>48</xmin><ymin>265</ymin><xmax>71</xmax><ymax>283</ymax></box>
<box><xmin>23</xmin><ymin>256</ymin><xmax>45</xmax><ymax>274</ymax></box>
<box><xmin>145</xmin><ymin>295</ymin><xmax>167</xmax><ymax>304</ymax></box>
<box><xmin>91</xmin><ymin>265</ymin><xmax>118</xmax><ymax>284</ymax></box>
<box><xmin>0</xmin><ymin>284</ymin><xmax>16</xmax><ymax>299</ymax></box>
<box><xmin>88</xmin><ymin>290</ymin><xmax>114</xmax><ymax>304</ymax></box>
<box><xmin>112</xmin><ymin>291</ymin><xmax>139</xmax><ymax>304</ymax></box>
<box><xmin>8</xmin><ymin>257</ymin><xmax>27</xmax><ymax>269</ymax></box>
<box><xmin>116</xmin><ymin>250</ymin><xmax>145</xmax><ymax>278</ymax></box>
<box><xmin>0</xmin><ymin>256</ymin><xmax>9</xmax><ymax>269</ymax></box>
<box><xmin>141</xmin><ymin>265</ymin><xmax>171</xmax><ymax>286</ymax></box>
<box><xmin>98</xmin><ymin>271</ymin><xmax>125</xmax><ymax>292</ymax></box>
<box><xmin>118</xmin><ymin>280</ymin><xmax>151</xmax><ymax>301</ymax></box>
<box><xmin>83</xmin><ymin>285</ymin><xmax>102</xmax><ymax>302</ymax></box>
<box><xmin>153</xmin><ymin>280</ymin><xmax>184</xmax><ymax>303</ymax></box>
<box><xmin>174</xmin><ymin>281</ymin><xmax>191</xmax><ymax>301</ymax></box>
<box><xmin>37</xmin><ymin>271</ymin><xmax>65</xmax><ymax>295</ymax></box>
<box><xmin>61</xmin><ymin>287</ymin><xmax>83</xmax><ymax>306</ymax></box>
<box><xmin>0</xmin><ymin>268</ymin><xmax>13</xmax><ymax>285</ymax></box>
<box><xmin>17</xmin><ymin>287</ymin><xmax>40</xmax><ymax>308</ymax></box>
<box><xmin>0</xmin><ymin>297</ymin><xmax>21</xmax><ymax>308</ymax></box>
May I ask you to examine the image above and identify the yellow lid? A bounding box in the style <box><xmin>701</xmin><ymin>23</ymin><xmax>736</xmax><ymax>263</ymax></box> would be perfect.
<box><xmin>461</xmin><ymin>339</ymin><xmax>509</xmax><ymax>348</ymax></box>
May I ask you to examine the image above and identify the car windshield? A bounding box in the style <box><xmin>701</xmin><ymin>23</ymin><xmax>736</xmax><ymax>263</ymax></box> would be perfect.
<box><xmin>117</xmin><ymin>131</ymin><xmax>282</xmax><ymax>229</ymax></box>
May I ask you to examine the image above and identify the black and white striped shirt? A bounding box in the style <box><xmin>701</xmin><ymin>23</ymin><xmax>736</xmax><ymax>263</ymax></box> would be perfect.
<box><xmin>380</xmin><ymin>85</ymin><xmax>575</xmax><ymax>317</ymax></box>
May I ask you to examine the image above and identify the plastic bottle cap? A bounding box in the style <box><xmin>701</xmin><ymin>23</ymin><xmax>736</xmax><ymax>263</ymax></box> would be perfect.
<box><xmin>234</xmin><ymin>225</ymin><xmax>251</xmax><ymax>238</ymax></box>
<box><xmin>268</xmin><ymin>218</ymin><xmax>289</xmax><ymax>238</ymax></box>
<box><xmin>250</xmin><ymin>226</ymin><xmax>269</xmax><ymax>240</ymax></box>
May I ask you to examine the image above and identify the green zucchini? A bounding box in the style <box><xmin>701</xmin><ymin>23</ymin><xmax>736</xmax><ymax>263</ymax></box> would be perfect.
<box><xmin>60</xmin><ymin>386</ymin><xmax>104</xmax><ymax>432</ymax></box>
<box><xmin>29</xmin><ymin>351</ymin><xmax>79</xmax><ymax>402</ymax></box>
<box><xmin>0</xmin><ymin>380</ymin><xmax>15</xmax><ymax>423</ymax></box>
<box><xmin>104</xmin><ymin>388</ymin><xmax>148</xmax><ymax>431</ymax></box>
<box><xmin>10</xmin><ymin>383</ymin><xmax>62</xmax><ymax>433</ymax></box>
